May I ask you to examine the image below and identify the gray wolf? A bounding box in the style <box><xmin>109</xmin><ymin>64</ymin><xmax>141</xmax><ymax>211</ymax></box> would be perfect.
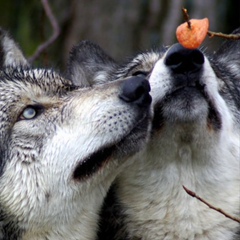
<box><xmin>66</xmin><ymin>30</ymin><xmax>240</xmax><ymax>240</ymax></box>
<box><xmin>0</xmin><ymin>29</ymin><xmax>152</xmax><ymax>240</ymax></box>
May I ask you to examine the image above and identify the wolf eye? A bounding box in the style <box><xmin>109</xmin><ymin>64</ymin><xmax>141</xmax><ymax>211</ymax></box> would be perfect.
<box><xmin>19</xmin><ymin>105</ymin><xmax>44</xmax><ymax>120</ymax></box>
<box><xmin>23</xmin><ymin>107</ymin><xmax>36</xmax><ymax>119</ymax></box>
<box><xmin>132</xmin><ymin>71</ymin><xmax>148</xmax><ymax>78</ymax></box>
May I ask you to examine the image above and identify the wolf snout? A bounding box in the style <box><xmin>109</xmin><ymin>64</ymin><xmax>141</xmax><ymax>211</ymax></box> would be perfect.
<box><xmin>119</xmin><ymin>76</ymin><xmax>152</xmax><ymax>107</ymax></box>
<box><xmin>165</xmin><ymin>43</ymin><xmax>204</xmax><ymax>74</ymax></box>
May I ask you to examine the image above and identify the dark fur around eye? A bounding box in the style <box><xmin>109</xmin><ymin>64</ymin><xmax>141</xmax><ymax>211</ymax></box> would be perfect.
<box><xmin>132</xmin><ymin>71</ymin><xmax>149</xmax><ymax>77</ymax></box>
<box><xmin>18</xmin><ymin>105</ymin><xmax>45</xmax><ymax>121</ymax></box>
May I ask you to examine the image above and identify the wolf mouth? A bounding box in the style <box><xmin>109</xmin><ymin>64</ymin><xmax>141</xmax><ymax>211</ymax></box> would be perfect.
<box><xmin>73</xmin><ymin>144</ymin><xmax>116</xmax><ymax>181</ymax></box>
<box><xmin>73</xmin><ymin>114</ymin><xmax>150</xmax><ymax>181</ymax></box>
<box><xmin>153</xmin><ymin>84</ymin><xmax>222</xmax><ymax>131</ymax></box>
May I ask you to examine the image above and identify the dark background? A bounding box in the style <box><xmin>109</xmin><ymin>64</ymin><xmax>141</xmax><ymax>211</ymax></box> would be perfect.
<box><xmin>0</xmin><ymin>0</ymin><xmax>239</xmax><ymax>70</ymax></box>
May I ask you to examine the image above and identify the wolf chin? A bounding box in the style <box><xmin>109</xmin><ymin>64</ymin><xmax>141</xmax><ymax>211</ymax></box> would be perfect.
<box><xmin>67</xmin><ymin>29</ymin><xmax>240</xmax><ymax>240</ymax></box>
<box><xmin>0</xmin><ymin>29</ymin><xmax>152</xmax><ymax>240</ymax></box>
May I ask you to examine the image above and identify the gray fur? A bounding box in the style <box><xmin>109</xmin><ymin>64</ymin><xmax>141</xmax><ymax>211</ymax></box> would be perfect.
<box><xmin>66</xmin><ymin>32</ymin><xmax>240</xmax><ymax>240</ymax></box>
<box><xmin>101</xmin><ymin>31</ymin><xmax>240</xmax><ymax>240</ymax></box>
<box><xmin>0</xmin><ymin>29</ymin><xmax>152</xmax><ymax>240</ymax></box>
<box><xmin>66</xmin><ymin>40</ymin><xmax>117</xmax><ymax>87</ymax></box>
<box><xmin>0</xmin><ymin>28</ymin><xmax>29</xmax><ymax>69</ymax></box>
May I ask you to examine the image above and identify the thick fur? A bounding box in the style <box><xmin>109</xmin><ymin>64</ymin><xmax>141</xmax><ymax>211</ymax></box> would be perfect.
<box><xmin>0</xmin><ymin>29</ymin><xmax>152</xmax><ymax>240</ymax></box>
<box><xmin>66</xmin><ymin>40</ymin><xmax>118</xmax><ymax>87</ymax></box>
<box><xmin>0</xmin><ymin>29</ymin><xmax>29</xmax><ymax>69</ymax></box>
<box><xmin>67</xmin><ymin>31</ymin><xmax>240</xmax><ymax>239</ymax></box>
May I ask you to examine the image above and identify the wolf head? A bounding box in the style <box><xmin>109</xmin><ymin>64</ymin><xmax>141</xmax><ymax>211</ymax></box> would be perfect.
<box><xmin>0</xmin><ymin>29</ymin><xmax>152</xmax><ymax>240</ymax></box>
<box><xmin>68</xmin><ymin>30</ymin><xmax>240</xmax><ymax>240</ymax></box>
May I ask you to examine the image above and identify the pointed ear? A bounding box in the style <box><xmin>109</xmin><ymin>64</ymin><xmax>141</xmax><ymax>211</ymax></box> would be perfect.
<box><xmin>0</xmin><ymin>28</ymin><xmax>30</xmax><ymax>69</ymax></box>
<box><xmin>66</xmin><ymin>40</ymin><xmax>117</xmax><ymax>87</ymax></box>
<box><xmin>214</xmin><ymin>28</ymin><xmax>240</xmax><ymax>68</ymax></box>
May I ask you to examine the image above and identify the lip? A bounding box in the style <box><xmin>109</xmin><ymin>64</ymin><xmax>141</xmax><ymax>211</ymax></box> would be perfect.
<box><xmin>167</xmin><ymin>85</ymin><xmax>205</xmax><ymax>98</ymax></box>
<box><xmin>73</xmin><ymin>144</ymin><xmax>116</xmax><ymax>181</ymax></box>
<box><xmin>170</xmin><ymin>75</ymin><xmax>206</xmax><ymax>94</ymax></box>
<box><xmin>153</xmin><ymin>84</ymin><xmax>222</xmax><ymax>131</ymax></box>
<box><xmin>72</xmin><ymin>113</ymin><xmax>150</xmax><ymax>181</ymax></box>
<box><xmin>159</xmin><ymin>84</ymin><xmax>207</xmax><ymax>111</ymax></box>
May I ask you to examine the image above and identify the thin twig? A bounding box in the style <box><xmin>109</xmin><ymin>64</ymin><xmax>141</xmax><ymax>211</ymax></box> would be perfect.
<box><xmin>207</xmin><ymin>31</ymin><xmax>240</xmax><ymax>40</ymax></box>
<box><xmin>28</xmin><ymin>0</ymin><xmax>60</xmax><ymax>63</ymax></box>
<box><xmin>183</xmin><ymin>185</ymin><xmax>240</xmax><ymax>223</ymax></box>
<box><xmin>182</xmin><ymin>8</ymin><xmax>191</xmax><ymax>29</ymax></box>
<box><xmin>181</xmin><ymin>8</ymin><xmax>240</xmax><ymax>41</ymax></box>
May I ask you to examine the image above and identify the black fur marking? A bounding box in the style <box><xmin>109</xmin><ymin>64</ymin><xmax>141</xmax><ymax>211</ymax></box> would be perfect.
<box><xmin>0</xmin><ymin>138</ymin><xmax>9</xmax><ymax>178</ymax></box>
<box><xmin>212</xmin><ymin>62</ymin><xmax>240</xmax><ymax>111</ymax></box>
<box><xmin>0</xmin><ymin>150</ymin><xmax>5</xmax><ymax>178</ymax></box>
<box><xmin>0</xmin><ymin>29</ymin><xmax>6</xmax><ymax>69</ymax></box>
<box><xmin>152</xmin><ymin>102</ymin><xmax>164</xmax><ymax>131</ymax></box>
<box><xmin>73</xmin><ymin>119</ymin><xmax>150</xmax><ymax>182</ymax></box>
<box><xmin>0</xmin><ymin>206</ymin><xmax>22</xmax><ymax>240</ymax></box>
<box><xmin>206</xmin><ymin>98</ymin><xmax>222</xmax><ymax>131</ymax></box>
<box><xmin>73</xmin><ymin>145</ymin><xmax>115</xmax><ymax>181</ymax></box>
<box><xmin>234</xmin><ymin>228</ymin><xmax>240</xmax><ymax>240</ymax></box>
<box><xmin>198</xmin><ymin>82</ymin><xmax>222</xmax><ymax>131</ymax></box>
<box><xmin>0</xmin><ymin>46</ymin><xmax>4</xmax><ymax>69</ymax></box>
<box><xmin>97</xmin><ymin>184</ymin><xmax>130</xmax><ymax>240</ymax></box>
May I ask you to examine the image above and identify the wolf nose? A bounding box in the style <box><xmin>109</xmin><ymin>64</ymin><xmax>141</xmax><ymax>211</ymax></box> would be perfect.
<box><xmin>165</xmin><ymin>43</ymin><xmax>204</xmax><ymax>73</ymax></box>
<box><xmin>119</xmin><ymin>76</ymin><xmax>152</xmax><ymax>107</ymax></box>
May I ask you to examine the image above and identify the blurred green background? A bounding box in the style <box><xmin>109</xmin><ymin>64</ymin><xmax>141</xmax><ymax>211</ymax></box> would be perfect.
<box><xmin>0</xmin><ymin>0</ymin><xmax>239</xmax><ymax>70</ymax></box>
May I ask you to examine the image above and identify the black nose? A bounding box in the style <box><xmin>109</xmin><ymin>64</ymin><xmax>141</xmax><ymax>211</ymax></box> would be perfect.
<box><xmin>165</xmin><ymin>43</ymin><xmax>204</xmax><ymax>73</ymax></box>
<box><xmin>119</xmin><ymin>76</ymin><xmax>152</xmax><ymax>107</ymax></box>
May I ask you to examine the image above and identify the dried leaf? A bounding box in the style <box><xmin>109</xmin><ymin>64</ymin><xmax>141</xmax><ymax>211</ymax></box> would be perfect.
<box><xmin>176</xmin><ymin>18</ymin><xmax>209</xmax><ymax>49</ymax></box>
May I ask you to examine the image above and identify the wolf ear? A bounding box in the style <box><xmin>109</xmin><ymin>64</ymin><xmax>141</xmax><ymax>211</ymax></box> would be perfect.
<box><xmin>214</xmin><ymin>28</ymin><xmax>240</xmax><ymax>67</ymax></box>
<box><xmin>0</xmin><ymin>28</ymin><xmax>29</xmax><ymax>69</ymax></box>
<box><xmin>66</xmin><ymin>40</ymin><xmax>117</xmax><ymax>87</ymax></box>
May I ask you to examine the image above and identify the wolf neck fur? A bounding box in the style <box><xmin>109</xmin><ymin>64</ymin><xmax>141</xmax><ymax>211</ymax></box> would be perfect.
<box><xmin>115</xmin><ymin>122</ymin><xmax>240</xmax><ymax>238</ymax></box>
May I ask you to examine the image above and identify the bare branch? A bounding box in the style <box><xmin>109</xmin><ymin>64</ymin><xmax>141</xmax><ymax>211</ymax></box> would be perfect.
<box><xmin>183</xmin><ymin>185</ymin><xmax>240</xmax><ymax>223</ymax></box>
<box><xmin>28</xmin><ymin>0</ymin><xmax>60</xmax><ymax>63</ymax></box>
<box><xmin>207</xmin><ymin>31</ymin><xmax>240</xmax><ymax>40</ymax></box>
<box><xmin>182</xmin><ymin>8</ymin><xmax>191</xmax><ymax>29</ymax></box>
<box><xmin>181</xmin><ymin>8</ymin><xmax>240</xmax><ymax>41</ymax></box>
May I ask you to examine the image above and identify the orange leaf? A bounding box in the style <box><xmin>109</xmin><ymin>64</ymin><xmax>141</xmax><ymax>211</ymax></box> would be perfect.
<box><xmin>176</xmin><ymin>18</ymin><xmax>209</xmax><ymax>49</ymax></box>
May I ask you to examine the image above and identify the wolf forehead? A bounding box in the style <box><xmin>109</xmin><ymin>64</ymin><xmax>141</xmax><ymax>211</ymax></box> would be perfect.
<box><xmin>116</xmin><ymin>48</ymin><xmax>166</xmax><ymax>77</ymax></box>
<box><xmin>0</xmin><ymin>69</ymin><xmax>73</xmax><ymax>122</ymax></box>
<box><xmin>0</xmin><ymin>69</ymin><xmax>75</xmax><ymax>98</ymax></box>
